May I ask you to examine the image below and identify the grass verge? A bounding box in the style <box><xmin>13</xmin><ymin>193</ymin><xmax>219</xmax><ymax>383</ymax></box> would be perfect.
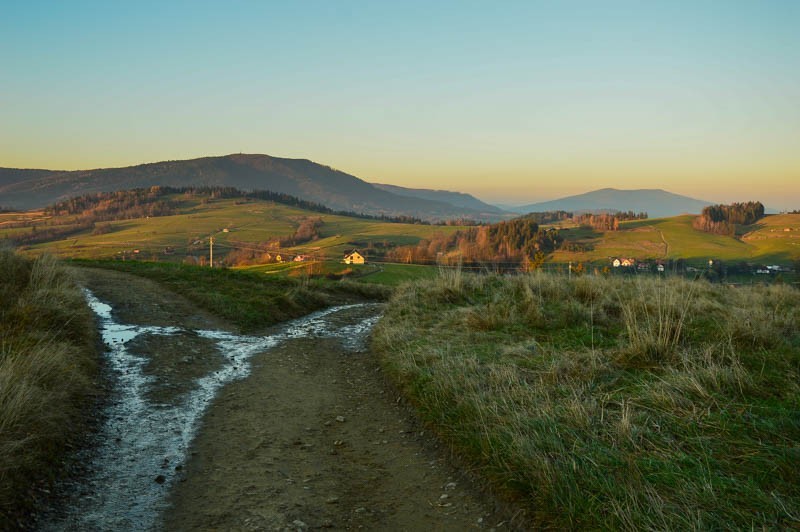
<box><xmin>74</xmin><ymin>260</ymin><xmax>391</xmax><ymax>332</ymax></box>
<box><xmin>0</xmin><ymin>249</ymin><xmax>98</xmax><ymax>528</ymax></box>
<box><xmin>372</xmin><ymin>271</ymin><xmax>800</xmax><ymax>529</ymax></box>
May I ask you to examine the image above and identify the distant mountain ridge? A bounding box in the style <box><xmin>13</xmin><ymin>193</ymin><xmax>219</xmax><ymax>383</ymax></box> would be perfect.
<box><xmin>513</xmin><ymin>188</ymin><xmax>714</xmax><ymax>218</ymax></box>
<box><xmin>0</xmin><ymin>154</ymin><xmax>502</xmax><ymax>220</ymax></box>
<box><xmin>372</xmin><ymin>183</ymin><xmax>506</xmax><ymax>215</ymax></box>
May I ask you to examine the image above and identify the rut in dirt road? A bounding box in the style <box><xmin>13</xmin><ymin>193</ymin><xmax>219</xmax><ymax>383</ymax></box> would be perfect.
<box><xmin>37</xmin><ymin>268</ymin><xmax>509</xmax><ymax>531</ymax></box>
<box><xmin>37</xmin><ymin>288</ymin><xmax>387</xmax><ymax>530</ymax></box>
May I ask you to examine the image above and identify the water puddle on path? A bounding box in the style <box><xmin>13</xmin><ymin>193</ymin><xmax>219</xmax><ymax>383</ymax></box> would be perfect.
<box><xmin>38</xmin><ymin>291</ymin><xmax>383</xmax><ymax>531</ymax></box>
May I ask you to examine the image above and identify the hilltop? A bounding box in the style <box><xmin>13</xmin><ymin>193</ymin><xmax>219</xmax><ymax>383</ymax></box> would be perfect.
<box><xmin>512</xmin><ymin>188</ymin><xmax>713</xmax><ymax>218</ymax></box>
<box><xmin>0</xmin><ymin>154</ymin><xmax>503</xmax><ymax>221</ymax></box>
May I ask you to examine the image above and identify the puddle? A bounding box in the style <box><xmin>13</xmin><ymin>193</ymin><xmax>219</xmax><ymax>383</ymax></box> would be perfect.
<box><xmin>38</xmin><ymin>291</ymin><xmax>383</xmax><ymax>531</ymax></box>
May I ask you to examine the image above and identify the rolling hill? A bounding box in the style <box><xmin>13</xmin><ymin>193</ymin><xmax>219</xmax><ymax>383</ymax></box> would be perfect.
<box><xmin>551</xmin><ymin>213</ymin><xmax>800</xmax><ymax>264</ymax></box>
<box><xmin>513</xmin><ymin>188</ymin><xmax>713</xmax><ymax>218</ymax></box>
<box><xmin>3</xmin><ymin>191</ymin><xmax>462</xmax><ymax>262</ymax></box>
<box><xmin>0</xmin><ymin>154</ymin><xmax>502</xmax><ymax>221</ymax></box>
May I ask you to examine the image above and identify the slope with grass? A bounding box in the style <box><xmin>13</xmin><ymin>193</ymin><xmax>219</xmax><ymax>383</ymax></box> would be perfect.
<box><xmin>0</xmin><ymin>250</ymin><xmax>98</xmax><ymax>528</ymax></box>
<box><xmin>11</xmin><ymin>195</ymin><xmax>461</xmax><ymax>263</ymax></box>
<box><xmin>373</xmin><ymin>272</ymin><xmax>800</xmax><ymax>529</ymax></box>
<box><xmin>552</xmin><ymin>213</ymin><xmax>800</xmax><ymax>264</ymax></box>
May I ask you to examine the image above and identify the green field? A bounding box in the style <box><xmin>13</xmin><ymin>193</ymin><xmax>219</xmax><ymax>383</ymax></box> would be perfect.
<box><xmin>9</xmin><ymin>196</ymin><xmax>460</xmax><ymax>262</ymax></box>
<box><xmin>7</xmin><ymin>195</ymin><xmax>799</xmax><ymax>271</ymax></box>
<box><xmin>552</xmin><ymin>213</ymin><xmax>800</xmax><ymax>265</ymax></box>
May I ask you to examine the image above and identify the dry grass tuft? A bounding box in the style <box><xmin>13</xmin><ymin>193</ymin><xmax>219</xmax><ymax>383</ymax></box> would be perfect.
<box><xmin>0</xmin><ymin>249</ymin><xmax>98</xmax><ymax>527</ymax></box>
<box><xmin>373</xmin><ymin>271</ymin><xmax>800</xmax><ymax>529</ymax></box>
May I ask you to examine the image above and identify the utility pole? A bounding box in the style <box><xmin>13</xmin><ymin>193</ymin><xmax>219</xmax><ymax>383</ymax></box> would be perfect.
<box><xmin>209</xmin><ymin>236</ymin><xmax>214</xmax><ymax>268</ymax></box>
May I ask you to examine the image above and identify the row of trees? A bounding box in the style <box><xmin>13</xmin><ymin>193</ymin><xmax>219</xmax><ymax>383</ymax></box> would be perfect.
<box><xmin>44</xmin><ymin>187</ymin><xmax>179</xmax><ymax>220</ymax></box>
<box><xmin>385</xmin><ymin>218</ymin><xmax>562</xmax><ymax>268</ymax></box>
<box><xmin>692</xmin><ymin>201</ymin><xmax>765</xmax><ymax>235</ymax></box>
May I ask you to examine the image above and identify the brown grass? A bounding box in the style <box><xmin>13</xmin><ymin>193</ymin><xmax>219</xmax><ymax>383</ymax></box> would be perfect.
<box><xmin>0</xmin><ymin>249</ymin><xmax>98</xmax><ymax>528</ymax></box>
<box><xmin>373</xmin><ymin>269</ymin><xmax>800</xmax><ymax>529</ymax></box>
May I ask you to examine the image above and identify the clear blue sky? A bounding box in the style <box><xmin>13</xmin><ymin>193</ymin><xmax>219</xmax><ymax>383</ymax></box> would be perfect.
<box><xmin>2</xmin><ymin>1</ymin><xmax>798</xmax><ymax>208</ymax></box>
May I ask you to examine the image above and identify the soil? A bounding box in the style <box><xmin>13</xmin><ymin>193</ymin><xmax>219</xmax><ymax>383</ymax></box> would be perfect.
<box><xmin>65</xmin><ymin>268</ymin><xmax>514</xmax><ymax>531</ymax></box>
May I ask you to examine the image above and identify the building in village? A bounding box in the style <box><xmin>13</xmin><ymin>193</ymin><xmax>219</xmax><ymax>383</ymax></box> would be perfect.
<box><xmin>343</xmin><ymin>250</ymin><xmax>365</xmax><ymax>264</ymax></box>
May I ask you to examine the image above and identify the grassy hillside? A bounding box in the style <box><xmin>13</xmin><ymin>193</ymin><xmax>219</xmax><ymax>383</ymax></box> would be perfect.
<box><xmin>552</xmin><ymin>213</ymin><xmax>800</xmax><ymax>264</ymax></box>
<box><xmin>373</xmin><ymin>272</ymin><xmax>799</xmax><ymax>529</ymax></box>
<box><xmin>0</xmin><ymin>250</ymin><xmax>98</xmax><ymax>528</ymax></box>
<box><xmin>6</xmin><ymin>195</ymin><xmax>461</xmax><ymax>263</ymax></box>
<box><xmin>7</xmin><ymin>195</ymin><xmax>798</xmax><ymax>274</ymax></box>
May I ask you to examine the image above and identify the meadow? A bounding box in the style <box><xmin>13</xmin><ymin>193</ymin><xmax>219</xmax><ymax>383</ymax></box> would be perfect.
<box><xmin>8</xmin><ymin>196</ymin><xmax>460</xmax><ymax>263</ymax></box>
<box><xmin>6</xmin><ymin>193</ymin><xmax>799</xmax><ymax>277</ymax></box>
<box><xmin>551</xmin><ymin>213</ymin><xmax>800</xmax><ymax>265</ymax></box>
<box><xmin>0</xmin><ymin>249</ymin><xmax>98</xmax><ymax>528</ymax></box>
<box><xmin>373</xmin><ymin>270</ymin><xmax>800</xmax><ymax>529</ymax></box>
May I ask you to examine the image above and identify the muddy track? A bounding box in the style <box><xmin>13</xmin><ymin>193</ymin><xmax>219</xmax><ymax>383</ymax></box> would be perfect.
<box><xmin>43</xmin><ymin>268</ymin><xmax>510</xmax><ymax>531</ymax></box>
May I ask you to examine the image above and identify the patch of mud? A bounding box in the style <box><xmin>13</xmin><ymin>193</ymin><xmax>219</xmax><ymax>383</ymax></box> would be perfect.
<box><xmin>133</xmin><ymin>331</ymin><xmax>225</xmax><ymax>404</ymax></box>
<box><xmin>38</xmin><ymin>290</ymin><xmax>382</xmax><ymax>531</ymax></box>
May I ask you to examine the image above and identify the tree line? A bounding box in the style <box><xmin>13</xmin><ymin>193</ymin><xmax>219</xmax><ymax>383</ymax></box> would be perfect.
<box><xmin>385</xmin><ymin>218</ymin><xmax>562</xmax><ymax>269</ymax></box>
<box><xmin>41</xmin><ymin>186</ymin><xmax>446</xmax><ymax>225</ymax></box>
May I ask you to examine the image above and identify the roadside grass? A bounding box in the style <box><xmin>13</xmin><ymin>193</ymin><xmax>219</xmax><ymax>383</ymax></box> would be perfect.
<box><xmin>0</xmin><ymin>249</ymin><xmax>98</xmax><ymax>528</ymax></box>
<box><xmin>241</xmin><ymin>261</ymin><xmax>439</xmax><ymax>287</ymax></box>
<box><xmin>74</xmin><ymin>260</ymin><xmax>390</xmax><ymax>332</ymax></box>
<box><xmin>372</xmin><ymin>271</ymin><xmax>800</xmax><ymax>529</ymax></box>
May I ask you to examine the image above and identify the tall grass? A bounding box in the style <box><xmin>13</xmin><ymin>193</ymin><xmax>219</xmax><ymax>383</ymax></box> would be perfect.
<box><xmin>373</xmin><ymin>270</ymin><xmax>800</xmax><ymax>529</ymax></box>
<box><xmin>0</xmin><ymin>249</ymin><xmax>97</xmax><ymax>528</ymax></box>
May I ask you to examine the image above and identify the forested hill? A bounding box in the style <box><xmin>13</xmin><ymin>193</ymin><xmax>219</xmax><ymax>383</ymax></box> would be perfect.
<box><xmin>0</xmin><ymin>154</ymin><xmax>502</xmax><ymax>221</ymax></box>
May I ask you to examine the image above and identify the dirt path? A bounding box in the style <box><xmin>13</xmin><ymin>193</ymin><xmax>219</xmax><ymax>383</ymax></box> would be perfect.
<box><xmin>61</xmin><ymin>268</ymin><xmax>506</xmax><ymax>531</ymax></box>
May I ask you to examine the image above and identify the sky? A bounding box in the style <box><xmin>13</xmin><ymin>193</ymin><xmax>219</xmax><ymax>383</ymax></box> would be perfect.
<box><xmin>2</xmin><ymin>1</ymin><xmax>799</xmax><ymax>209</ymax></box>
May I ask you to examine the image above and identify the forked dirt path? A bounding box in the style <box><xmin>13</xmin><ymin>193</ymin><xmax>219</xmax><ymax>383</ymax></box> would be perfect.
<box><xmin>67</xmin><ymin>268</ymin><xmax>509</xmax><ymax>531</ymax></box>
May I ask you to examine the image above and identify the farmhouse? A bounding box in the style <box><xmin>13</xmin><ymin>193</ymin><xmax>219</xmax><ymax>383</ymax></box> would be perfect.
<box><xmin>343</xmin><ymin>250</ymin><xmax>365</xmax><ymax>264</ymax></box>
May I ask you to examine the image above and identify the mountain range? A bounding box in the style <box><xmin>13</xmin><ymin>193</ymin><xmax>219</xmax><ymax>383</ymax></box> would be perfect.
<box><xmin>1</xmin><ymin>154</ymin><xmax>725</xmax><ymax>220</ymax></box>
<box><xmin>0</xmin><ymin>154</ymin><xmax>504</xmax><ymax>221</ymax></box>
<box><xmin>510</xmin><ymin>188</ymin><xmax>713</xmax><ymax>218</ymax></box>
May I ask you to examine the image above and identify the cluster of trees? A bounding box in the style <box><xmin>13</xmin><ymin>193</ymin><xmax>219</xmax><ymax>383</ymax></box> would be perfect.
<box><xmin>43</xmin><ymin>186</ymin><xmax>446</xmax><ymax>226</ymax></box>
<box><xmin>524</xmin><ymin>210</ymin><xmax>647</xmax><ymax>231</ymax></box>
<box><xmin>277</xmin><ymin>217</ymin><xmax>324</xmax><ymax>247</ymax></box>
<box><xmin>11</xmin><ymin>221</ymin><xmax>95</xmax><ymax>245</ymax></box>
<box><xmin>573</xmin><ymin>211</ymin><xmax>648</xmax><ymax>231</ymax></box>
<box><xmin>44</xmin><ymin>187</ymin><xmax>178</xmax><ymax>220</ymax></box>
<box><xmin>222</xmin><ymin>243</ymin><xmax>274</xmax><ymax>267</ymax></box>
<box><xmin>386</xmin><ymin>218</ymin><xmax>562</xmax><ymax>268</ymax></box>
<box><xmin>525</xmin><ymin>211</ymin><xmax>572</xmax><ymax>224</ymax></box>
<box><xmin>693</xmin><ymin>201</ymin><xmax>765</xmax><ymax>235</ymax></box>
